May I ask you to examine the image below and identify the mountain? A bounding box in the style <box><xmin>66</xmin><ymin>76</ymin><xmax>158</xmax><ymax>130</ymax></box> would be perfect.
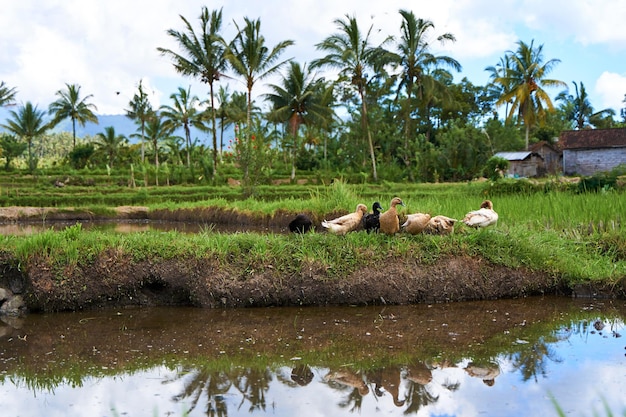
<box><xmin>0</xmin><ymin>108</ymin><xmax>230</xmax><ymax>146</ymax></box>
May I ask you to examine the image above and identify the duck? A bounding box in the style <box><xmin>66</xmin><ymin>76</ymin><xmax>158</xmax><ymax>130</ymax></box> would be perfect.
<box><xmin>401</xmin><ymin>212</ymin><xmax>431</xmax><ymax>235</ymax></box>
<box><xmin>321</xmin><ymin>204</ymin><xmax>368</xmax><ymax>235</ymax></box>
<box><xmin>289</xmin><ymin>213</ymin><xmax>313</xmax><ymax>234</ymax></box>
<box><xmin>379</xmin><ymin>197</ymin><xmax>405</xmax><ymax>235</ymax></box>
<box><xmin>462</xmin><ymin>200</ymin><xmax>498</xmax><ymax>229</ymax></box>
<box><xmin>425</xmin><ymin>215</ymin><xmax>457</xmax><ymax>235</ymax></box>
<box><xmin>362</xmin><ymin>201</ymin><xmax>383</xmax><ymax>233</ymax></box>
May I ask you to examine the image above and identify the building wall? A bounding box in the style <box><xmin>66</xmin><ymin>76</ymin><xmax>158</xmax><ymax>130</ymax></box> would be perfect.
<box><xmin>507</xmin><ymin>155</ymin><xmax>543</xmax><ymax>177</ymax></box>
<box><xmin>563</xmin><ymin>148</ymin><xmax>626</xmax><ymax>176</ymax></box>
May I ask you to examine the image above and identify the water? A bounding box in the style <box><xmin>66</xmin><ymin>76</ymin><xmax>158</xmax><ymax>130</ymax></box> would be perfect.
<box><xmin>0</xmin><ymin>219</ymin><xmax>283</xmax><ymax>236</ymax></box>
<box><xmin>1</xmin><ymin>297</ymin><xmax>625</xmax><ymax>416</ymax></box>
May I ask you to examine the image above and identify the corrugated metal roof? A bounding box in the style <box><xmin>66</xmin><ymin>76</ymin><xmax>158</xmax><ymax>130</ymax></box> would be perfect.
<box><xmin>494</xmin><ymin>151</ymin><xmax>532</xmax><ymax>161</ymax></box>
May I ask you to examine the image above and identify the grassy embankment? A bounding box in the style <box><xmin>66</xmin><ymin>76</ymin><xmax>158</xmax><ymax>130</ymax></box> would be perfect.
<box><xmin>1</xmin><ymin>179</ymin><xmax>625</xmax><ymax>290</ymax></box>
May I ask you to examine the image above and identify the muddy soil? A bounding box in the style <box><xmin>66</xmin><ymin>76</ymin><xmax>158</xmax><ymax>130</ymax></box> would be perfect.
<box><xmin>1</xmin><ymin>206</ymin><xmax>624</xmax><ymax>313</ymax></box>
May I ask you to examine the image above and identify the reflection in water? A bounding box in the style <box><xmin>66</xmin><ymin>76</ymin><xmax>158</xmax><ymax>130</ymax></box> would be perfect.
<box><xmin>0</xmin><ymin>297</ymin><xmax>625</xmax><ymax>416</ymax></box>
<box><xmin>0</xmin><ymin>219</ymin><xmax>284</xmax><ymax>236</ymax></box>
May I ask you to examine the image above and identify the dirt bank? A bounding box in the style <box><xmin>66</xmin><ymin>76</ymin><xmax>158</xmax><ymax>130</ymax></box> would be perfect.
<box><xmin>1</xmin><ymin>248</ymin><xmax>624</xmax><ymax>313</ymax></box>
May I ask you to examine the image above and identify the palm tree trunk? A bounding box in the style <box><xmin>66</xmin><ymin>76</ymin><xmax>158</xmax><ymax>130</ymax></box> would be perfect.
<box><xmin>360</xmin><ymin>91</ymin><xmax>377</xmax><ymax>181</ymax></box>
<box><xmin>72</xmin><ymin>118</ymin><xmax>77</xmax><ymax>149</ymax></box>
<box><xmin>209</xmin><ymin>82</ymin><xmax>218</xmax><ymax>177</ymax></box>
<box><xmin>525</xmin><ymin>124</ymin><xmax>530</xmax><ymax>151</ymax></box>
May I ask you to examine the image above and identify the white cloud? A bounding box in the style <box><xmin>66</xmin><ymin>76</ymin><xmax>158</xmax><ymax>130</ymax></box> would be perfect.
<box><xmin>1</xmin><ymin>0</ymin><xmax>624</xmax><ymax>115</ymax></box>
<box><xmin>594</xmin><ymin>72</ymin><xmax>626</xmax><ymax>112</ymax></box>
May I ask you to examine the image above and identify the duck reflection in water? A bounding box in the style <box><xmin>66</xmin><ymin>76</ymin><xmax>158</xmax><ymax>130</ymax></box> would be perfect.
<box><xmin>464</xmin><ymin>361</ymin><xmax>501</xmax><ymax>386</ymax></box>
<box><xmin>291</xmin><ymin>364</ymin><xmax>314</xmax><ymax>386</ymax></box>
<box><xmin>324</xmin><ymin>369</ymin><xmax>369</xmax><ymax>396</ymax></box>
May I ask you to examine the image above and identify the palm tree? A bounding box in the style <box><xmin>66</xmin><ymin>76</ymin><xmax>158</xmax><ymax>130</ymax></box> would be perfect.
<box><xmin>94</xmin><ymin>126</ymin><xmax>127</xmax><ymax>168</ymax></box>
<box><xmin>311</xmin><ymin>14</ymin><xmax>390</xmax><ymax>181</ymax></box>
<box><xmin>160</xmin><ymin>86</ymin><xmax>204</xmax><ymax>168</ymax></box>
<box><xmin>0</xmin><ymin>81</ymin><xmax>17</xmax><ymax>106</ymax></box>
<box><xmin>224</xmin><ymin>16</ymin><xmax>293</xmax><ymax>182</ymax></box>
<box><xmin>265</xmin><ymin>61</ymin><xmax>334</xmax><ymax>180</ymax></box>
<box><xmin>485</xmin><ymin>55</ymin><xmax>513</xmax><ymax>118</ymax></box>
<box><xmin>1</xmin><ymin>102</ymin><xmax>50</xmax><ymax>171</ymax></box>
<box><xmin>48</xmin><ymin>83</ymin><xmax>99</xmax><ymax>149</ymax></box>
<box><xmin>225</xmin><ymin>17</ymin><xmax>294</xmax><ymax>127</ymax></box>
<box><xmin>125</xmin><ymin>80</ymin><xmax>153</xmax><ymax>162</ymax></box>
<box><xmin>394</xmin><ymin>10</ymin><xmax>461</xmax><ymax>180</ymax></box>
<box><xmin>494</xmin><ymin>40</ymin><xmax>566</xmax><ymax>150</ymax></box>
<box><xmin>141</xmin><ymin>113</ymin><xmax>174</xmax><ymax>186</ymax></box>
<box><xmin>556</xmin><ymin>81</ymin><xmax>615</xmax><ymax>129</ymax></box>
<box><xmin>214</xmin><ymin>85</ymin><xmax>236</xmax><ymax>155</ymax></box>
<box><xmin>157</xmin><ymin>7</ymin><xmax>227</xmax><ymax>177</ymax></box>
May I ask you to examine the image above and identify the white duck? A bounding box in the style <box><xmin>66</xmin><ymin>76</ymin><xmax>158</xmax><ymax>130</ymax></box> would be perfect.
<box><xmin>425</xmin><ymin>215</ymin><xmax>458</xmax><ymax>235</ymax></box>
<box><xmin>322</xmin><ymin>204</ymin><xmax>368</xmax><ymax>235</ymax></box>
<box><xmin>462</xmin><ymin>200</ymin><xmax>498</xmax><ymax>229</ymax></box>
<box><xmin>401</xmin><ymin>212</ymin><xmax>431</xmax><ymax>235</ymax></box>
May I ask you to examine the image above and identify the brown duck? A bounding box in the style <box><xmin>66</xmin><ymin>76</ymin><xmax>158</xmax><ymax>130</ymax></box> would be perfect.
<box><xmin>378</xmin><ymin>197</ymin><xmax>405</xmax><ymax>235</ymax></box>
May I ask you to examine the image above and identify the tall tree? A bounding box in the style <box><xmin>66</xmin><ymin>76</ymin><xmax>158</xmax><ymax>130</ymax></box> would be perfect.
<box><xmin>0</xmin><ymin>81</ymin><xmax>17</xmax><ymax>107</ymax></box>
<box><xmin>94</xmin><ymin>126</ymin><xmax>127</xmax><ymax>168</ymax></box>
<box><xmin>160</xmin><ymin>86</ymin><xmax>204</xmax><ymax>168</ymax></box>
<box><xmin>0</xmin><ymin>133</ymin><xmax>27</xmax><ymax>170</ymax></box>
<box><xmin>141</xmin><ymin>113</ymin><xmax>174</xmax><ymax>186</ymax></box>
<box><xmin>48</xmin><ymin>83</ymin><xmax>99</xmax><ymax>149</ymax></box>
<box><xmin>493</xmin><ymin>40</ymin><xmax>566</xmax><ymax>150</ymax></box>
<box><xmin>556</xmin><ymin>81</ymin><xmax>615</xmax><ymax>129</ymax></box>
<box><xmin>224</xmin><ymin>16</ymin><xmax>293</xmax><ymax>182</ymax></box>
<box><xmin>125</xmin><ymin>80</ymin><xmax>153</xmax><ymax>162</ymax></box>
<box><xmin>214</xmin><ymin>85</ymin><xmax>232</xmax><ymax>155</ymax></box>
<box><xmin>311</xmin><ymin>14</ymin><xmax>389</xmax><ymax>181</ymax></box>
<box><xmin>1</xmin><ymin>102</ymin><xmax>50</xmax><ymax>171</ymax></box>
<box><xmin>158</xmin><ymin>7</ymin><xmax>227</xmax><ymax>177</ymax></box>
<box><xmin>393</xmin><ymin>10</ymin><xmax>461</xmax><ymax>180</ymax></box>
<box><xmin>265</xmin><ymin>61</ymin><xmax>335</xmax><ymax>180</ymax></box>
<box><xmin>485</xmin><ymin>55</ymin><xmax>513</xmax><ymax>118</ymax></box>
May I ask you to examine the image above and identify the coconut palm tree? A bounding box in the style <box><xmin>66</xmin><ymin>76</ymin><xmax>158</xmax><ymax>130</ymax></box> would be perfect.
<box><xmin>393</xmin><ymin>10</ymin><xmax>461</xmax><ymax>180</ymax></box>
<box><xmin>1</xmin><ymin>102</ymin><xmax>50</xmax><ymax>171</ymax></box>
<box><xmin>224</xmin><ymin>16</ymin><xmax>293</xmax><ymax>181</ymax></box>
<box><xmin>48</xmin><ymin>83</ymin><xmax>99</xmax><ymax>149</ymax></box>
<box><xmin>140</xmin><ymin>113</ymin><xmax>175</xmax><ymax>185</ymax></box>
<box><xmin>214</xmin><ymin>85</ymin><xmax>232</xmax><ymax>155</ymax></box>
<box><xmin>0</xmin><ymin>81</ymin><xmax>17</xmax><ymax>107</ymax></box>
<box><xmin>311</xmin><ymin>14</ymin><xmax>390</xmax><ymax>181</ymax></box>
<box><xmin>265</xmin><ymin>61</ymin><xmax>335</xmax><ymax>180</ymax></box>
<box><xmin>157</xmin><ymin>7</ymin><xmax>227</xmax><ymax>176</ymax></box>
<box><xmin>160</xmin><ymin>86</ymin><xmax>204</xmax><ymax>168</ymax></box>
<box><xmin>125</xmin><ymin>80</ymin><xmax>153</xmax><ymax>162</ymax></box>
<box><xmin>485</xmin><ymin>55</ymin><xmax>513</xmax><ymax>118</ymax></box>
<box><xmin>494</xmin><ymin>40</ymin><xmax>566</xmax><ymax>150</ymax></box>
<box><xmin>94</xmin><ymin>126</ymin><xmax>127</xmax><ymax>168</ymax></box>
<box><xmin>556</xmin><ymin>81</ymin><xmax>615</xmax><ymax>129</ymax></box>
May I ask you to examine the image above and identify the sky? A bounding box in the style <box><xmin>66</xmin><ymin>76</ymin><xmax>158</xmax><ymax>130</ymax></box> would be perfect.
<box><xmin>1</xmin><ymin>0</ymin><xmax>626</xmax><ymax>119</ymax></box>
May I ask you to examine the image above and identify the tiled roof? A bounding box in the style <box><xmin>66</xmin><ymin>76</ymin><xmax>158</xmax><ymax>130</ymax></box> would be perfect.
<box><xmin>559</xmin><ymin>128</ymin><xmax>626</xmax><ymax>150</ymax></box>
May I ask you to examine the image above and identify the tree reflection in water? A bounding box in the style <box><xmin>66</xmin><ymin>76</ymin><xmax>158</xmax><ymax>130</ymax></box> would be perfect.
<box><xmin>1</xmin><ymin>299</ymin><xmax>624</xmax><ymax>416</ymax></box>
<box><xmin>168</xmin><ymin>367</ymin><xmax>232</xmax><ymax>416</ymax></box>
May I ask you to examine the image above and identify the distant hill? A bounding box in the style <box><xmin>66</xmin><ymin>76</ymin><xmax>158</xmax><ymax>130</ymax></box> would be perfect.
<box><xmin>0</xmin><ymin>108</ymin><xmax>230</xmax><ymax>146</ymax></box>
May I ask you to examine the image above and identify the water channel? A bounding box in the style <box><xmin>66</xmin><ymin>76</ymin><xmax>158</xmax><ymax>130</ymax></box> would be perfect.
<box><xmin>1</xmin><ymin>297</ymin><xmax>625</xmax><ymax>417</ymax></box>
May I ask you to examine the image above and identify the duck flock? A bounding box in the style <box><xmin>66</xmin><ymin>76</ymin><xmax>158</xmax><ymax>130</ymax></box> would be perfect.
<box><xmin>289</xmin><ymin>198</ymin><xmax>498</xmax><ymax>236</ymax></box>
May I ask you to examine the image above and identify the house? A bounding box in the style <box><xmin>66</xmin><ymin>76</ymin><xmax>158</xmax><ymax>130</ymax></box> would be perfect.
<box><xmin>529</xmin><ymin>141</ymin><xmax>562</xmax><ymax>174</ymax></box>
<box><xmin>560</xmin><ymin>128</ymin><xmax>626</xmax><ymax>176</ymax></box>
<box><xmin>493</xmin><ymin>151</ymin><xmax>545</xmax><ymax>178</ymax></box>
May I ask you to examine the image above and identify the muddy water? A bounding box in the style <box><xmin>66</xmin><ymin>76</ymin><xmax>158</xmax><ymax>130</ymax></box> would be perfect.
<box><xmin>0</xmin><ymin>297</ymin><xmax>625</xmax><ymax>417</ymax></box>
<box><xmin>0</xmin><ymin>219</ymin><xmax>284</xmax><ymax>235</ymax></box>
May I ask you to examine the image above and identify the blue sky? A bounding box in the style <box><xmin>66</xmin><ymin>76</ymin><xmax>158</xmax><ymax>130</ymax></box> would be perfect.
<box><xmin>1</xmin><ymin>0</ymin><xmax>625</xmax><ymax>118</ymax></box>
